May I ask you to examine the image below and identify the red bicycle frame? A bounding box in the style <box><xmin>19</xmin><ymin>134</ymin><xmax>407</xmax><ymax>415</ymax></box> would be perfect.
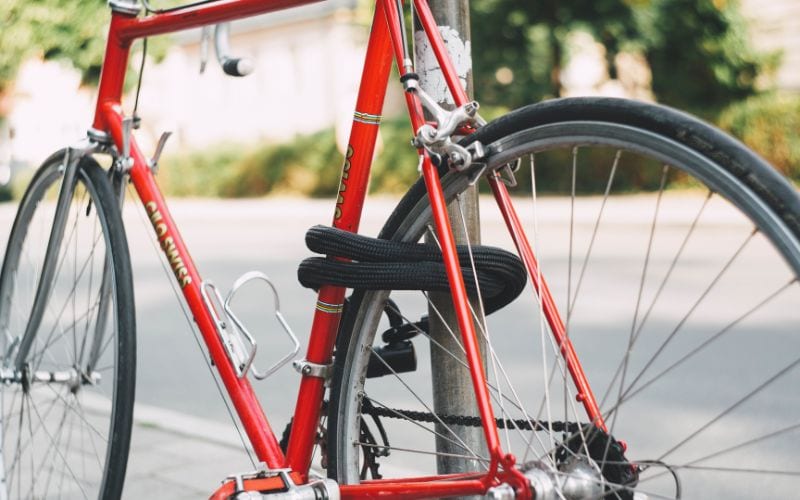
<box><xmin>90</xmin><ymin>0</ymin><xmax>605</xmax><ymax>496</ymax></box>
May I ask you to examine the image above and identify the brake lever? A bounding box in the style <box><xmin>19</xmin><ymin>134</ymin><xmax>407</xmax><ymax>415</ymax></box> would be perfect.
<box><xmin>199</xmin><ymin>25</ymin><xmax>211</xmax><ymax>74</ymax></box>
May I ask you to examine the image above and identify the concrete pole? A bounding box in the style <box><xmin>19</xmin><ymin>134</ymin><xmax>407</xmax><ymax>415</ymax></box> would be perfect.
<box><xmin>413</xmin><ymin>0</ymin><xmax>488</xmax><ymax>481</ymax></box>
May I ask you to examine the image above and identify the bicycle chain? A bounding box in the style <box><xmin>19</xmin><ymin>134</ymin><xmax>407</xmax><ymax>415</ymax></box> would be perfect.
<box><xmin>360</xmin><ymin>403</ymin><xmax>640</xmax><ymax>497</ymax></box>
<box><xmin>361</xmin><ymin>402</ymin><xmax>582</xmax><ymax>434</ymax></box>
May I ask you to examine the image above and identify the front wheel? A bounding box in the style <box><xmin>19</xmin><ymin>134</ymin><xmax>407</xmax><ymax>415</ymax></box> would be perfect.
<box><xmin>328</xmin><ymin>98</ymin><xmax>800</xmax><ymax>498</ymax></box>
<box><xmin>0</xmin><ymin>151</ymin><xmax>136</xmax><ymax>499</ymax></box>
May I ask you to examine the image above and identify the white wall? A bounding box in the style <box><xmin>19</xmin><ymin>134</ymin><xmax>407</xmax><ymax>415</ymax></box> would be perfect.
<box><xmin>0</xmin><ymin>2</ymin><xmax>405</xmax><ymax>171</ymax></box>
<box><xmin>137</xmin><ymin>12</ymin><xmax>370</xmax><ymax>152</ymax></box>
<box><xmin>741</xmin><ymin>0</ymin><xmax>800</xmax><ymax>93</ymax></box>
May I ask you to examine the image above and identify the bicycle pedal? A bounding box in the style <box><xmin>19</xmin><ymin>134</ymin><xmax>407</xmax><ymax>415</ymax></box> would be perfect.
<box><xmin>210</xmin><ymin>468</ymin><xmax>339</xmax><ymax>500</ymax></box>
<box><xmin>201</xmin><ymin>272</ymin><xmax>300</xmax><ymax>380</ymax></box>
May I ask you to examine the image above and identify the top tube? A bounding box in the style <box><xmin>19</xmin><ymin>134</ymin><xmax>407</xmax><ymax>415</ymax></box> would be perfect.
<box><xmin>112</xmin><ymin>0</ymin><xmax>322</xmax><ymax>44</ymax></box>
<box><xmin>140</xmin><ymin>0</ymin><xmax>225</xmax><ymax>14</ymax></box>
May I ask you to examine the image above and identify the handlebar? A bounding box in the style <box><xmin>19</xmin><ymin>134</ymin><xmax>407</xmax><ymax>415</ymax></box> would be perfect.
<box><xmin>199</xmin><ymin>22</ymin><xmax>254</xmax><ymax>77</ymax></box>
<box><xmin>214</xmin><ymin>23</ymin><xmax>254</xmax><ymax>77</ymax></box>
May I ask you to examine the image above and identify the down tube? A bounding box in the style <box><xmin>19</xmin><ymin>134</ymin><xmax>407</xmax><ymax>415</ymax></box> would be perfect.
<box><xmin>101</xmin><ymin>104</ymin><xmax>286</xmax><ymax>468</ymax></box>
<box><xmin>284</xmin><ymin>0</ymin><xmax>395</xmax><ymax>477</ymax></box>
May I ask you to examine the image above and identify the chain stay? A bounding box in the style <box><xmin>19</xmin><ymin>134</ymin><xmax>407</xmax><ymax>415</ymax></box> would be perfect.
<box><xmin>361</xmin><ymin>402</ymin><xmax>581</xmax><ymax>434</ymax></box>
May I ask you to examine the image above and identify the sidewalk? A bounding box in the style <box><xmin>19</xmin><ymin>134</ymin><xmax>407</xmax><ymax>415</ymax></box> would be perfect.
<box><xmin>123</xmin><ymin>403</ymin><xmax>255</xmax><ymax>499</ymax></box>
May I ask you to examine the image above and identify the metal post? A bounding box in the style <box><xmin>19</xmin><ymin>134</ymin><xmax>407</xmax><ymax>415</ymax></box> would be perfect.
<box><xmin>414</xmin><ymin>0</ymin><xmax>488</xmax><ymax>481</ymax></box>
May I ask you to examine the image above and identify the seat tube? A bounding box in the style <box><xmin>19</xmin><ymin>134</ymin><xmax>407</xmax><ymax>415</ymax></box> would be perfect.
<box><xmin>285</xmin><ymin>0</ymin><xmax>394</xmax><ymax>476</ymax></box>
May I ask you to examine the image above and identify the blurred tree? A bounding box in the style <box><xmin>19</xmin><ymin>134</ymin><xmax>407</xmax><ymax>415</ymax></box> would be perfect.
<box><xmin>643</xmin><ymin>0</ymin><xmax>774</xmax><ymax>114</ymax></box>
<box><xmin>0</xmin><ymin>0</ymin><xmax>109</xmax><ymax>93</ymax></box>
<box><xmin>470</xmin><ymin>0</ymin><xmax>771</xmax><ymax>115</ymax></box>
<box><xmin>470</xmin><ymin>0</ymin><xmax>642</xmax><ymax>107</ymax></box>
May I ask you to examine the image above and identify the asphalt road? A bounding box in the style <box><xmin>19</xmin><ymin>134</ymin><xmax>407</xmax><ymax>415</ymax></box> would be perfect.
<box><xmin>120</xmin><ymin>197</ymin><xmax>399</xmax><ymax>441</ymax></box>
<box><xmin>1</xmin><ymin>192</ymin><xmax>798</xmax><ymax>498</ymax></box>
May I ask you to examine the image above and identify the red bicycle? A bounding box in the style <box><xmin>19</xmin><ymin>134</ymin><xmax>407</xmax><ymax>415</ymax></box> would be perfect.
<box><xmin>1</xmin><ymin>0</ymin><xmax>799</xmax><ymax>498</ymax></box>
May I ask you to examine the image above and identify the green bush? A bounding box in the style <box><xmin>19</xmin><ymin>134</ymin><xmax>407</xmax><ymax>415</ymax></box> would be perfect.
<box><xmin>222</xmin><ymin>129</ymin><xmax>341</xmax><ymax>197</ymax></box>
<box><xmin>717</xmin><ymin>93</ymin><xmax>800</xmax><ymax>180</ymax></box>
<box><xmin>167</xmin><ymin>98</ymin><xmax>800</xmax><ymax>199</ymax></box>
<box><xmin>159</xmin><ymin>143</ymin><xmax>244</xmax><ymax>197</ymax></box>
<box><xmin>158</xmin><ymin>117</ymin><xmax>423</xmax><ymax>198</ymax></box>
<box><xmin>157</xmin><ymin>112</ymin><xmax>691</xmax><ymax>198</ymax></box>
<box><xmin>366</xmin><ymin>118</ymin><xmax>420</xmax><ymax>194</ymax></box>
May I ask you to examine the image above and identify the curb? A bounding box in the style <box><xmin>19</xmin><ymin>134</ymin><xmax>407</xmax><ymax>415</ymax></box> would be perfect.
<box><xmin>132</xmin><ymin>401</ymin><xmax>249</xmax><ymax>451</ymax></box>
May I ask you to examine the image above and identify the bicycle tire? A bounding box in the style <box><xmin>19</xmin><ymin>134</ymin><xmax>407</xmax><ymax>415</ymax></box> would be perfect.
<box><xmin>327</xmin><ymin>97</ymin><xmax>800</xmax><ymax>498</ymax></box>
<box><xmin>0</xmin><ymin>151</ymin><xmax>136</xmax><ymax>499</ymax></box>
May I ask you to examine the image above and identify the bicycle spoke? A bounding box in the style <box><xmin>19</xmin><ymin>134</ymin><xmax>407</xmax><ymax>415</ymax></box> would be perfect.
<box><xmin>389</xmin><ymin>296</ymin><xmax>551</xmax><ymax>463</ymax></box>
<box><xmin>676</xmin><ymin>421</ymin><xmax>800</xmax><ymax>470</ymax></box>
<box><xmin>599</xmin><ymin>190</ymin><xmax>713</xmax><ymax>409</ymax></box>
<box><xmin>523</xmin><ymin>155</ymin><xmax>597</xmax><ymax>470</ymax></box>
<box><xmin>365</xmin><ymin>397</ymin><xmax>480</xmax><ymax>458</ymax></box>
<box><xmin>29</xmin><ymin>393</ymin><xmax>72</xmax><ymax>488</ymax></box>
<box><xmin>28</xmin><ymin>298</ymin><xmax>102</xmax><ymax>369</ymax></box>
<box><xmin>78</xmin><ymin>215</ymin><xmax>102</xmax><ymax>366</ymax></box>
<box><xmin>455</xmin><ymin>194</ymin><xmax>513</xmax><ymax>452</ymax></box>
<box><xmin>38</xmin><ymin>394</ymin><xmax>75</xmax><ymax>496</ymax></box>
<box><xmin>567</xmin><ymin>150</ymin><xmax>621</xmax><ymax>320</ymax></box>
<box><xmin>606</xmin><ymin>227</ymin><xmax>758</xmax><ymax>421</ymax></box>
<box><xmin>367</xmin><ymin>346</ymin><xmax>486</xmax><ymax>463</ymax></box>
<box><xmin>42</xmin><ymin>385</ymin><xmax>108</xmax><ymax>443</ymax></box>
<box><xmin>657</xmin><ymin>357</ymin><xmax>800</xmax><ymax>461</ymax></box>
<box><xmin>29</xmin><ymin>389</ymin><xmax>88</xmax><ymax>499</ymax></box>
<box><xmin>674</xmin><ymin>465</ymin><xmax>800</xmax><ymax>476</ymax></box>
<box><xmin>530</xmin><ymin>153</ymin><xmax>560</xmax><ymax>460</ymax></box>
<box><xmin>3</xmin><ymin>391</ymin><xmax>61</xmax><ymax>469</ymax></box>
<box><xmin>454</xmin><ymin>198</ymin><xmax>557</xmax><ymax>463</ymax></box>
<box><xmin>612</xmin><ymin>165</ymin><xmax>669</xmax><ymax>419</ymax></box>
<box><xmin>616</xmin><ymin>278</ymin><xmax>798</xmax><ymax>406</ymax></box>
<box><xmin>423</xmin><ymin>296</ymin><xmax>539</xmax><ymax>456</ymax></box>
<box><xmin>619</xmin><ymin>422</ymin><xmax>800</xmax><ymax>495</ymax></box>
<box><xmin>30</xmin><ymin>232</ymin><xmax>105</xmax><ymax>373</ymax></box>
<box><xmin>8</xmin><ymin>393</ymin><xmax>27</xmax><ymax>492</ymax></box>
<box><xmin>354</xmin><ymin>441</ymin><xmax>490</xmax><ymax>463</ymax></box>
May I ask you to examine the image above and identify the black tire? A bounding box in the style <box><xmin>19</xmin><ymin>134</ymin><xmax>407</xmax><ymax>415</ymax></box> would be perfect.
<box><xmin>328</xmin><ymin>98</ymin><xmax>800</xmax><ymax>498</ymax></box>
<box><xmin>0</xmin><ymin>151</ymin><xmax>136</xmax><ymax>499</ymax></box>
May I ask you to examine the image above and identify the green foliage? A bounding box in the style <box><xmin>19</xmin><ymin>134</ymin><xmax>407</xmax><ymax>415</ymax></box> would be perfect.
<box><xmin>365</xmin><ymin>118</ymin><xmax>420</xmax><ymax>194</ymax></box>
<box><xmin>157</xmin><ymin>117</ymin><xmax>421</xmax><ymax>198</ymax></box>
<box><xmin>470</xmin><ymin>0</ymin><xmax>641</xmax><ymax>108</ymax></box>
<box><xmin>157</xmin><ymin>143</ymin><xmax>243</xmax><ymax>197</ymax></box>
<box><xmin>156</xmin><ymin>116</ymin><xmax>692</xmax><ymax>199</ymax></box>
<box><xmin>0</xmin><ymin>185</ymin><xmax>12</xmax><ymax>202</ymax></box>
<box><xmin>0</xmin><ymin>0</ymin><xmax>108</xmax><ymax>91</ymax></box>
<box><xmin>718</xmin><ymin>93</ymin><xmax>800</xmax><ymax>180</ymax></box>
<box><xmin>470</xmin><ymin>0</ymin><xmax>771</xmax><ymax>115</ymax></box>
<box><xmin>643</xmin><ymin>0</ymin><xmax>774</xmax><ymax>115</ymax></box>
<box><xmin>222</xmin><ymin>129</ymin><xmax>342</xmax><ymax>197</ymax></box>
<box><xmin>0</xmin><ymin>1</ymin><xmax>167</xmax><ymax>97</ymax></box>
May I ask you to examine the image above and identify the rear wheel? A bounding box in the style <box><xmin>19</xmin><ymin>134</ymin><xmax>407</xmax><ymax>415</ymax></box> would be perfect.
<box><xmin>0</xmin><ymin>151</ymin><xmax>136</xmax><ymax>499</ymax></box>
<box><xmin>328</xmin><ymin>98</ymin><xmax>800</xmax><ymax>498</ymax></box>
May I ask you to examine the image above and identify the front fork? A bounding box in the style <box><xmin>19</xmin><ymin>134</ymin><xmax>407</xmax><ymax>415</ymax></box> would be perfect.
<box><xmin>13</xmin><ymin>147</ymin><xmax>80</xmax><ymax>370</ymax></box>
<box><xmin>12</xmin><ymin>141</ymin><xmax>118</xmax><ymax>378</ymax></box>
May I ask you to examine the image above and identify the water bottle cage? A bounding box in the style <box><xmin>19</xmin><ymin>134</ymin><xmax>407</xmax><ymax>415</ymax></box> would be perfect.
<box><xmin>201</xmin><ymin>272</ymin><xmax>300</xmax><ymax>380</ymax></box>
